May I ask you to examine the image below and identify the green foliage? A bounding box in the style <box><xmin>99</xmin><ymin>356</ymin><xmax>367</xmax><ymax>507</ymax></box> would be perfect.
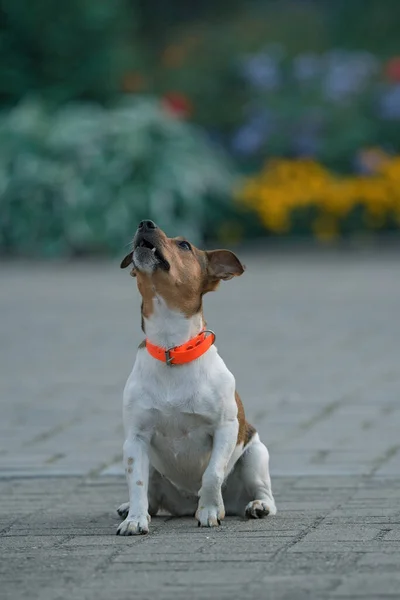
<box><xmin>326</xmin><ymin>0</ymin><xmax>400</xmax><ymax>56</ymax></box>
<box><xmin>0</xmin><ymin>98</ymin><xmax>235</xmax><ymax>256</ymax></box>
<box><xmin>146</xmin><ymin>2</ymin><xmax>400</xmax><ymax>173</ymax></box>
<box><xmin>0</xmin><ymin>0</ymin><xmax>136</xmax><ymax>106</ymax></box>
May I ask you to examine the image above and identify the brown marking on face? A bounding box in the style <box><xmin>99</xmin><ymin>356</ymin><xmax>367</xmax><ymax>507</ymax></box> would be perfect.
<box><xmin>127</xmin><ymin>467</ymin><xmax>133</xmax><ymax>474</ymax></box>
<box><xmin>127</xmin><ymin>457</ymin><xmax>134</xmax><ymax>465</ymax></box>
<box><xmin>236</xmin><ymin>390</ymin><xmax>256</xmax><ymax>446</ymax></box>
<box><xmin>121</xmin><ymin>226</ymin><xmax>245</xmax><ymax>328</ymax></box>
<box><xmin>136</xmin><ymin>480</ymin><xmax>143</xmax><ymax>486</ymax></box>
<box><xmin>136</xmin><ymin>240</ymin><xmax>206</xmax><ymax>319</ymax></box>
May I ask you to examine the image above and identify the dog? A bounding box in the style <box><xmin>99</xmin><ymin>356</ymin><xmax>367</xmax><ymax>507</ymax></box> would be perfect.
<box><xmin>116</xmin><ymin>219</ymin><xmax>276</xmax><ymax>535</ymax></box>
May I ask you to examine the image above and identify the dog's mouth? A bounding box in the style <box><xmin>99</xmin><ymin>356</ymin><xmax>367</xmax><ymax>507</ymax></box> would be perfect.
<box><xmin>133</xmin><ymin>236</ymin><xmax>170</xmax><ymax>271</ymax></box>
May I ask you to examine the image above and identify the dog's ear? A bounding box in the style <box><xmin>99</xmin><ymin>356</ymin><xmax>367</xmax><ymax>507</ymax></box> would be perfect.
<box><xmin>120</xmin><ymin>253</ymin><xmax>132</xmax><ymax>269</ymax></box>
<box><xmin>120</xmin><ymin>253</ymin><xmax>137</xmax><ymax>277</ymax></box>
<box><xmin>206</xmin><ymin>250</ymin><xmax>245</xmax><ymax>281</ymax></box>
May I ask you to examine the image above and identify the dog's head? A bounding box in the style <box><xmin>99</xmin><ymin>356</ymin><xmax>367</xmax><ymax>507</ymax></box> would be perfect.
<box><xmin>120</xmin><ymin>220</ymin><xmax>245</xmax><ymax>318</ymax></box>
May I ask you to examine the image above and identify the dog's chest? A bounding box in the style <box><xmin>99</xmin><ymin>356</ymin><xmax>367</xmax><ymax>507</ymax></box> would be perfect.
<box><xmin>147</xmin><ymin>399</ymin><xmax>215</xmax><ymax>492</ymax></box>
<box><xmin>152</xmin><ymin>408</ymin><xmax>212</xmax><ymax>457</ymax></box>
<box><xmin>125</xmin><ymin>348</ymin><xmax>235</xmax><ymax>492</ymax></box>
<box><xmin>147</xmin><ymin>372</ymin><xmax>217</xmax><ymax>450</ymax></box>
<box><xmin>132</xmin><ymin>345</ymin><xmax>232</xmax><ymax>420</ymax></box>
<box><xmin>126</xmin><ymin>384</ymin><xmax>216</xmax><ymax>491</ymax></box>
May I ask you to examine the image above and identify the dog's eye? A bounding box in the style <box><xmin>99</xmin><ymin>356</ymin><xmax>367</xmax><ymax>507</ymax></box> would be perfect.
<box><xmin>177</xmin><ymin>241</ymin><xmax>191</xmax><ymax>251</ymax></box>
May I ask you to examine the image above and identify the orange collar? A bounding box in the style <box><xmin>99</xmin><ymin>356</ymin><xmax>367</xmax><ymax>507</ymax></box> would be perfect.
<box><xmin>145</xmin><ymin>329</ymin><xmax>216</xmax><ymax>366</ymax></box>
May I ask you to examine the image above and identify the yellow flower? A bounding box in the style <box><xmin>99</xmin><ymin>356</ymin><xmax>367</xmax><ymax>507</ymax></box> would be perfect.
<box><xmin>237</xmin><ymin>156</ymin><xmax>400</xmax><ymax>236</ymax></box>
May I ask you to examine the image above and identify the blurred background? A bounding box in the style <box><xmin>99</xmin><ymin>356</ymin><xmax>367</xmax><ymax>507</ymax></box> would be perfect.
<box><xmin>1</xmin><ymin>0</ymin><xmax>400</xmax><ymax>255</ymax></box>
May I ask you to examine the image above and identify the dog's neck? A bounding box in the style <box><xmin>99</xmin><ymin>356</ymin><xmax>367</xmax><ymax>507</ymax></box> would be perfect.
<box><xmin>143</xmin><ymin>294</ymin><xmax>204</xmax><ymax>349</ymax></box>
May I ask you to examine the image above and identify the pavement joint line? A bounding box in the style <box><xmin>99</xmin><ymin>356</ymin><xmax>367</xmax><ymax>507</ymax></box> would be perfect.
<box><xmin>272</xmin><ymin>395</ymin><xmax>357</xmax><ymax>451</ymax></box>
<box><xmin>373</xmin><ymin>528</ymin><xmax>392</xmax><ymax>542</ymax></box>
<box><xmin>269</xmin><ymin>514</ymin><xmax>327</xmax><ymax>561</ymax></box>
<box><xmin>45</xmin><ymin>453</ymin><xmax>66</xmax><ymax>465</ymax></box>
<box><xmin>268</xmin><ymin>465</ymin><xmax>382</xmax><ymax>562</ymax></box>
<box><xmin>22</xmin><ymin>416</ymin><xmax>83</xmax><ymax>447</ymax></box>
<box><xmin>87</xmin><ymin>453</ymin><xmax>124</xmax><ymax>479</ymax></box>
<box><xmin>368</xmin><ymin>445</ymin><xmax>400</xmax><ymax>477</ymax></box>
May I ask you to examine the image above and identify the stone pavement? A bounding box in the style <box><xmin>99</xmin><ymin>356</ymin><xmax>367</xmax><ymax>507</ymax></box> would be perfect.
<box><xmin>1</xmin><ymin>250</ymin><xmax>400</xmax><ymax>599</ymax></box>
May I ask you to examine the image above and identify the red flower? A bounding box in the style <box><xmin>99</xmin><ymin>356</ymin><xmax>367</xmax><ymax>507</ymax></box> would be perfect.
<box><xmin>386</xmin><ymin>57</ymin><xmax>400</xmax><ymax>82</ymax></box>
<box><xmin>122</xmin><ymin>72</ymin><xmax>146</xmax><ymax>93</ymax></box>
<box><xmin>162</xmin><ymin>92</ymin><xmax>192</xmax><ymax>118</ymax></box>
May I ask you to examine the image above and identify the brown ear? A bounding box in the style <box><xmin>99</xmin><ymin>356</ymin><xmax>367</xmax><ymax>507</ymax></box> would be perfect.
<box><xmin>206</xmin><ymin>250</ymin><xmax>245</xmax><ymax>281</ymax></box>
<box><xmin>120</xmin><ymin>253</ymin><xmax>132</xmax><ymax>269</ymax></box>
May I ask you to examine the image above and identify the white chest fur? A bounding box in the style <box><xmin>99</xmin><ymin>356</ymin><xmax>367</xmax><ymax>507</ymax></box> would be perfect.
<box><xmin>122</xmin><ymin>301</ymin><xmax>237</xmax><ymax>493</ymax></box>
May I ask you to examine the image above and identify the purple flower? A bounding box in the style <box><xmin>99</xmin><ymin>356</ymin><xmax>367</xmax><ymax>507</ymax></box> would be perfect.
<box><xmin>292</xmin><ymin>133</ymin><xmax>321</xmax><ymax>158</ymax></box>
<box><xmin>379</xmin><ymin>84</ymin><xmax>400</xmax><ymax>119</ymax></box>
<box><xmin>322</xmin><ymin>50</ymin><xmax>379</xmax><ymax>102</ymax></box>
<box><xmin>240</xmin><ymin>53</ymin><xmax>281</xmax><ymax>91</ymax></box>
<box><xmin>231</xmin><ymin>111</ymin><xmax>273</xmax><ymax>155</ymax></box>
<box><xmin>293</xmin><ymin>53</ymin><xmax>321</xmax><ymax>82</ymax></box>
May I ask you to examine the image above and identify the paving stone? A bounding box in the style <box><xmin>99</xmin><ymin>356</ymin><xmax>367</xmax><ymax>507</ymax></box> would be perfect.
<box><xmin>1</xmin><ymin>252</ymin><xmax>400</xmax><ymax>599</ymax></box>
<box><xmin>332</xmin><ymin>574</ymin><xmax>400</xmax><ymax>597</ymax></box>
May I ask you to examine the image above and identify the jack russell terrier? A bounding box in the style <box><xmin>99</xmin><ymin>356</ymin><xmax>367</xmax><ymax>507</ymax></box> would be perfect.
<box><xmin>116</xmin><ymin>219</ymin><xmax>276</xmax><ymax>535</ymax></box>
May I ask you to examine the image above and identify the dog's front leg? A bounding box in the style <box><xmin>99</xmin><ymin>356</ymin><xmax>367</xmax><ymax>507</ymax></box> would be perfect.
<box><xmin>116</xmin><ymin>434</ymin><xmax>150</xmax><ymax>535</ymax></box>
<box><xmin>196</xmin><ymin>419</ymin><xmax>238</xmax><ymax>527</ymax></box>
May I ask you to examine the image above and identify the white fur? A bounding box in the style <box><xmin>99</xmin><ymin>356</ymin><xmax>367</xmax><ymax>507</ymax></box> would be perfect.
<box><xmin>117</xmin><ymin>294</ymin><xmax>276</xmax><ymax>535</ymax></box>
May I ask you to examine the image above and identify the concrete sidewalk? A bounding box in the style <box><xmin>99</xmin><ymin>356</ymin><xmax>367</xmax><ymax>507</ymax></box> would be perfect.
<box><xmin>1</xmin><ymin>251</ymin><xmax>400</xmax><ymax>599</ymax></box>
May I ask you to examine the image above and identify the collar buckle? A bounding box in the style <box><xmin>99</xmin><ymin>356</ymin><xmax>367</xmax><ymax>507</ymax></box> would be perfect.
<box><xmin>165</xmin><ymin>348</ymin><xmax>174</xmax><ymax>367</ymax></box>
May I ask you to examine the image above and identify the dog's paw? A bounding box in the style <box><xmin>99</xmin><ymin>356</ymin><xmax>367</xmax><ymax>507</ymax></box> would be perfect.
<box><xmin>117</xmin><ymin>502</ymin><xmax>130</xmax><ymax>520</ymax></box>
<box><xmin>245</xmin><ymin>499</ymin><xmax>277</xmax><ymax>519</ymax></box>
<box><xmin>196</xmin><ymin>504</ymin><xmax>225</xmax><ymax>528</ymax></box>
<box><xmin>116</xmin><ymin>514</ymin><xmax>150</xmax><ymax>536</ymax></box>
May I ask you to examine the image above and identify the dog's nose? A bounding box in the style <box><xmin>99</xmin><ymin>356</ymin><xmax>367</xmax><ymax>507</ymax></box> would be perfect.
<box><xmin>138</xmin><ymin>220</ymin><xmax>157</xmax><ymax>232</ymax></box>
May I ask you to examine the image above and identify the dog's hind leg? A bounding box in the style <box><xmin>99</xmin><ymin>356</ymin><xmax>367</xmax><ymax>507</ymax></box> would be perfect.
<box><xmin>117</xmin><ymin>502</ymin><xmax>130</xmax><ymax>520</ymax></box>
<box><xmin>223</xmin><ymin>434</ymin><xmax>277</xmax><ymax>518</ymax></box>
<box><xmin>242</xmin><ymin>435</ymin><xmax>277</xmax><ymax>518</ymax></box>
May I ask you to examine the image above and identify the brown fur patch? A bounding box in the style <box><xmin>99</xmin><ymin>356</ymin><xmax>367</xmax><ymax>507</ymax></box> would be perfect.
<box><xmin>135</xmin><ymin>272</ymin><xmax>156</xmax><ymax>320</ymax></box>
<box><xmin>134</xmin><ymin>247</ymin><xmax>205</xmax><ymax>327</ymax></box>
<box><xmin>206</xmin><ymin>250</ymin><xmax>245</xmax><ymax>281</ymax></box>
<box><xmin>235</xmin><ymin>391</ymin><xmax>256</xmax><ymax>446</ymax></box>
<box><xmin>127</xmin><ymin>457</ymin><xmax>134</xmax><ymax>465</ymax></box>
<box><xmin>149</xmin><ymin>269</ymin><xmax>202</xmax><ymax>317</ymax></box>
<box><xmin>136</xmin><ymin>480</ymin><xmax>143</xmax><ymax>486</ymax></box>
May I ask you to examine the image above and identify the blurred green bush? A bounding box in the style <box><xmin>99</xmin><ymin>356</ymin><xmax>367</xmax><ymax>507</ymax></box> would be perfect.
<box><xmin>0</xmin><ymin>0</ymin><xmax>138</xmax><ymax>106</ymax></box>
<box><xmin>0</xmin><ymin>99</ymin><xmax>236</xmax><ymax>256</ymax></box>
<box><xmin>1</xmin><ymin>0</ymin><xmax>400</xmax><ymax>251</ymax></box>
